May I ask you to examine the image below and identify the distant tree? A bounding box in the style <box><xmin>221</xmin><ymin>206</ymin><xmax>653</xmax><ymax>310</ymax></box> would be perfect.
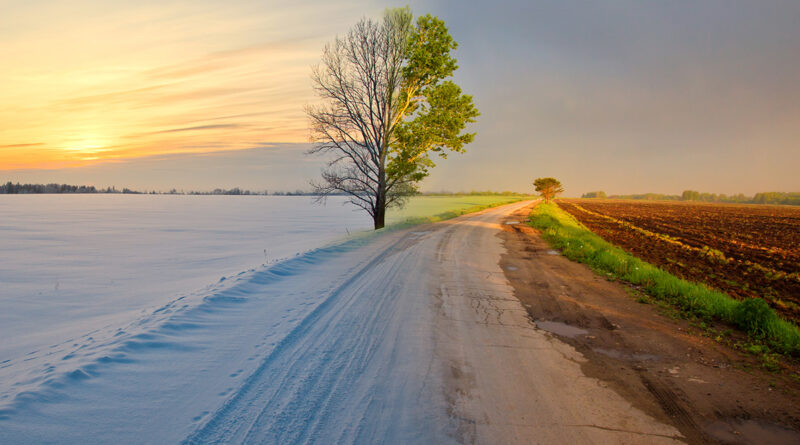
<box><xmin>533</xmin><ymin>177</ymin><xmax>564</xmax><ymax>203</ymax></box>
<box><xmin>581</xmin><ymin>191</ymin><xmax>607</xmax><ymax>199</ymax></box>
<box><xmin>306</xmin><ymin>7</ymin><xmax>479</xmax><ymax>229</ymax></box>
<box><xmin>681</xmin><ymin>190</ymin><xmax>701</xmax><ymax>201</ymax></box>
<box><xmin>0</xmin><ymin>181</ymin><xmax>101</xmax><ymax>194</ymax></box>
<box><xmin>597</xmin><ymin>190</ymin><xmax>800</xmax><ymax>206</ymax></box>
<box><xmin>753</xmin><ymin>192</ymin><xmax>800</xmax><ymax>205</ymax></box>
<box><xmin>609</xmin><ymin>193</ymin><xmax>681</xmax><ymax>201</ymax></box>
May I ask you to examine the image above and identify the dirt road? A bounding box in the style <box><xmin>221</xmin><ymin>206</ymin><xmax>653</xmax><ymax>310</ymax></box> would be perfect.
<box><xmin>427</xmin><ymin>201</ymin><xmax>683</xmax><ymax>443</ymax></box>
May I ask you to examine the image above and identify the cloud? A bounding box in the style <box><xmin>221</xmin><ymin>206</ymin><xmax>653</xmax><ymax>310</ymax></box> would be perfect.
<box><xmin>154</xmin><ymin>124</ymin><xmax>243</xmax><ymax>134</ymax></box>
<box><xmin>144</xmin><ymin>37</ymin><xmax>322</xmax><ymax>81</ymax></box>
<box><xmin>56</xmin><ymin>85</ymin><xmax>174</xmax><ymax>109</ymax></box>
<box><xmin>0</xmin><ymin>143</ymin><xmax>45</xmax><ymax>149</ymax></box>
<box><xmin>0</xmin><ymin>143</ymin><xmax>322</xmax><ymax>192</ymax></box>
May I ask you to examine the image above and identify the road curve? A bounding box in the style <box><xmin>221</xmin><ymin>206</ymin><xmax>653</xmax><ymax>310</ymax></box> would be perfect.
<box><xmin>186</xmin><ymin>200</ymin><xmax>683</xmax><ymax>444</ymax></box>
<box><xmin>0</xmin><ymin>200</ymin><xmax>684</xmax><ymax>444</ymax></box>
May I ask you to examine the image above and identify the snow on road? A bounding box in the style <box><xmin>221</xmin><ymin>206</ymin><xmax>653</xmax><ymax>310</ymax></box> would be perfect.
<box><xmin>0</xmin><ymin>200</ymin><xmax>683</xmax><ymax>443</ymax></box>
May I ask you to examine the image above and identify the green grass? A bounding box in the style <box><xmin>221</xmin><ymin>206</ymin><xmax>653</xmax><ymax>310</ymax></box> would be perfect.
<box><xmin>327</xmin><ymin>194</ymin><xmax>535</xmax><ymax>251</ymax></box>
<box><xmin>530</xmin><ymin>202</ymin><xmax>800</xmax><ymax>357</ymax></box>
<box><xmin>386</xmin><ymin>195</ymin><xmax>533</xmax><ymax>227</ymax></box>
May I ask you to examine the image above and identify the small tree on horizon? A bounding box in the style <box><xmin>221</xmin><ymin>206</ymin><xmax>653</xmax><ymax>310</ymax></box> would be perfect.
<box><xmin>533</xmin><ymin>177</ymin><xmax>564</xmax><ymax>203</ymax></box>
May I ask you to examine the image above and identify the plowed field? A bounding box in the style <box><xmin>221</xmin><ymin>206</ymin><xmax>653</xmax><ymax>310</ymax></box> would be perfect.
<box><xmin>558</xmin><ymin>200</ymin><xmax>800</xmax><ymax>322</ymax></box>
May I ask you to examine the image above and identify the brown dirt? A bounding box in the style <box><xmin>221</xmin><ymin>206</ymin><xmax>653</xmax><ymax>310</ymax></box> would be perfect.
<box><xmin>498</xmin><ymin>203</ymin><xmax>800</xmax><ymax>444</ymax></box>
<box><xmin>557</xmin><ymin>199</ymin><xmax>800</xmax><ymax>321</ymax></box>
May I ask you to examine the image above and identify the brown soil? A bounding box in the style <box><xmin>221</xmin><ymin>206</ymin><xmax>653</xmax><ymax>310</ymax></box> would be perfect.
<box><xmin>557</xmin><ymin>199</ymin><xmax>800</xmax><ymax>321</ymax></box>
<box><xmin>499</xmin><ymin>203</ymin><xmax>800</xmax><ymax>444</ymax></box>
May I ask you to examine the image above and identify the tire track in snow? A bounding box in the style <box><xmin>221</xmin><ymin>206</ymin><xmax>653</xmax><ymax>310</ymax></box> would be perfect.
<box><xmin>183</xmin><ymin>230</ymin><xmax>444</xmax><ymax>444</ymax></box>
<box><xmin>0</xmin><ymin>226</ymin><xmax>433</xmax><ymax>443</ymax></box>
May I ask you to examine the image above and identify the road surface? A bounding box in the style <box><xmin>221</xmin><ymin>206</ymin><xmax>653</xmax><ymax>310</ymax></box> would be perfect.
<box><xmin>0</xmin><ymin>200</ymin><xmax>683</xmax><ymax>444</ymax></box>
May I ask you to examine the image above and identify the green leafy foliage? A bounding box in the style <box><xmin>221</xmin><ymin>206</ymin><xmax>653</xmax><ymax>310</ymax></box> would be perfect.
<box><xmin>602</xmin><ymin>190</ymin><xmax>800</xmax><ymax>205</ymax></box>
<box><xmin>581</xmin><ymin>191</ymin><xmax>607</xmax><ymax>199</ymax></box>
<box><xmin>532</xmin><ymin>177</ymin><xmax>564</xmax><ymax>203</ymax></box>
<box><xmin>308</xmin><ymin>8</ymin><xmax>479</xmax><ymax>229</ymax></box>
<box><xmin>402</xmin><ymin>14</ymin><xmax>458</xmax><ymax>87</ymax></box>
<box><xmin>389</xmin><ymin>14</ymin><xmax>479</xmax><ymax>191</ymax></box>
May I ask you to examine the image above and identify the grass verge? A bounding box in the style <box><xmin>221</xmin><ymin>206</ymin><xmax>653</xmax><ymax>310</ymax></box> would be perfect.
<box><xmin>330</xmin><ymin>195</ymin><xmax>535</xmax><ymax>253</ymax></box>
<box><xmin>530</xmin><ymin>202</ymin><xmax>800</xmax><ymax>358</ymax></box>
<box><xmin>388</xmin><ymin>195</ymin><xmax>535</xmax><ymax>228</ymax></box>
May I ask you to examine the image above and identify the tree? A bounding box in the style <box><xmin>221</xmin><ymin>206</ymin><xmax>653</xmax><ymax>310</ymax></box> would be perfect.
<box><xmin>681</xmin><ymin>190</ymin><xmax>700</xmax><ymax>201</ymax></box>
<box><xmin>533</xmin><ymin>177</ymin><xmax>564</xmax><ymax>203</ymax></box>
<box><xmin>581</xmin><ymin>191</ymin><xmax>606</xmax><ymax>199</ymax></box>
<box><xmin>306</xmin><ymin>8</ymin><xmax>479</xmax><ymax>229</ymax></box>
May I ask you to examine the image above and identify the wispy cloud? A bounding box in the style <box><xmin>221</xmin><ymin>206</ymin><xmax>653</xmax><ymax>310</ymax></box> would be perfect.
<box><xmin>0</xmin><ymin>143</ymin><xmax>45</xmax><ymax>149</ymax></box>
<box><xmin>154</xmin><ymin>124</ymin><xmax>244</xmax><ymax>134</ymax></box>
<box><xmin>0</xmin><ymin>0</ymin><xmax>376</xmax><ymax>170</ymax></box>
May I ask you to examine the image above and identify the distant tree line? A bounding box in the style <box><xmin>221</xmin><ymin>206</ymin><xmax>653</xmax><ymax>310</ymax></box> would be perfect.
<box><xmin>750</xmin><ymin>192</ymin><xmax>800</xmax><ymax>206</ymax></box>
<box><xmin>1</xmin><ymin>181</ymin><xmax>533</xmax><ymax>197</ymax></box>
<box><xmin>0</xmin><ymin>182</ymin><xmax>142</xmax><ymax>194</ymax></box>
<box><xmin>581</xmin><ymin>191</ymin><xmax>607</xmax><ymax>199</ymax></box>
<box><xmin>187</xmin><ymin>188</ymin><xmax>260</xmax><ymax>196</ymax></box>
<box><xmin>580</xmin><ymin>189</ymin><xmax>800</xmax><ymax>206</ymax></box>
<box><xmin>581</xmin><ymin>192</ymin><xmax>683</xmax><ymax>201</ymax></box>
<box><xmin>186</xmin><ymin>188</ymin><xmax>317</xmax><ymax>196</ymax></box>
<box><xmin>0</xmin><ymin>181</ymin><xmax>325</xmax><ymax>196</ymax></box>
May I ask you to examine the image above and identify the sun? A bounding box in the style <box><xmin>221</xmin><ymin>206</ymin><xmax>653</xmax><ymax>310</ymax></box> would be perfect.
<box><xmin>61</xmin><ymin>136</ymin><xmax>114</xmax><ymax>159</ymax></box>
<box><xmin>64</xmin><ymin>141</ymin><xmax>106</xmax><ymax>153</ymax></box>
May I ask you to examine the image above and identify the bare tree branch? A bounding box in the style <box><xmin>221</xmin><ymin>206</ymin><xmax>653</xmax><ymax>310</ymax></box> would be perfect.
<box><xmin>306</xmin><ymin>9</ymin><xmax>476</xmax><ymax>229</ymax></box>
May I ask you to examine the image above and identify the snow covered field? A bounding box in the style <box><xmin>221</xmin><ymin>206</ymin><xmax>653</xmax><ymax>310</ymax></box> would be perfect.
<box><xmin>0</xmin><ymin>195</ymin><xmax>373</xmax><ymax>410</ymax></box>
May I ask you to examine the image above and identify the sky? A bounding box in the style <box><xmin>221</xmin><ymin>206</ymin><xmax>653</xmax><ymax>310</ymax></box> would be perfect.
<box><xmin>1</xmin><ymin>0</ymin><xmax>799</xmax><ymax>195</ymax></box>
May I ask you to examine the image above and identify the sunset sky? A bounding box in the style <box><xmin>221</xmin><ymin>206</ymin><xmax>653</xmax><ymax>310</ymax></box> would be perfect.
<box><xmin>2</xmin><ymin>0</ymin><xmax>799</xmax><ymax>195</ymax></box>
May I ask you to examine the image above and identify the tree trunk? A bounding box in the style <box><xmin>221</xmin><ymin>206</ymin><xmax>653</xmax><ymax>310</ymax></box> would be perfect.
<box><xmin>375</xmin><ymin>153</ymin><xmax>387</xmax><ymax>230</ymax></box>
<box><xmin>374</xmin><ymin>180</ymin><xmax>387</xmax><ymax>229</ymax></box>
<box><xmin>374</xmin><ymin>205</ymin><xmax>386</xmax><ymax>229</ymax></box>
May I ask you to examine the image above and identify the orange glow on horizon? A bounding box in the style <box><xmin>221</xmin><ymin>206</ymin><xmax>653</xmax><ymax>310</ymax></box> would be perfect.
<box><xmin>0</xmin><ymin>1</ymin><xmax>351</xmax><ymax>170</ymax></box>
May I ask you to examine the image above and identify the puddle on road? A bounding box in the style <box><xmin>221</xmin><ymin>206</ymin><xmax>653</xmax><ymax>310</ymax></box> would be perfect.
<box><xmin>546</xmin><ymin>250</ymin><xmax>560</xmax><ymax>255</ymax></box>
<box><xmin>505</xmin><ymin>265</ymin><xmax>518</xmax><ymax>271</ymax></box>
<box><xmin>593</xmin><ymin>348</ymin><xmax>659</xmax><ymax>362</ymax></box>
<box><xmin>535</xmin><ymin>320</ymin><xmax>588</xmax><ymax>338</ymax></box>
<box><xmin>705</xmin><ymin>419</ymin><xmax>800</xmax><ymax>445</ymax></box>
<box><xmin>504</xmin><ymin>221</ymin><xmax>520</xmax><ymax>225</ymax></box>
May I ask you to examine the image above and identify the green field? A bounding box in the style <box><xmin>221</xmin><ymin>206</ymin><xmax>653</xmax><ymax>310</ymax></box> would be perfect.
<box><xmin>387</xmin><ymin>195</ymin><xmax>533</xmax><ymax>226</ymax></box>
